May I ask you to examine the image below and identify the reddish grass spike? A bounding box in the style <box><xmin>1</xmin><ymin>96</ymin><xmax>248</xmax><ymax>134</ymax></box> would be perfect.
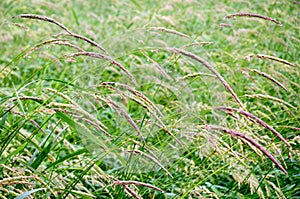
<box><xmin>169</xmin><ymin>48</ymin><xmax>244</xmax><ymax>109</ymax></box>
<box><xmin>255</xmin><ymin>54</ymin><xmax>296</xmax><ymax>67</ymax></box>
<box><xmin>208</xmin><ymin>125</ymin><xmax>288</xmax><ymax>175</ymax></box>
<box><xmin>216</xmin><ymin>106</ymin><xmax>291</xmax><ymax>147</ymax></box>
<box><xmin>250</xmin><ymin>69</ymin><xmax>288</xmax><ymax>91</ymax></box>
<box><xmin>150</xmin><ymin>27</ymin><xmax>191</xmax><ymax>39</ymax></box>
<box><xmin>67</xmin><ymin>52</ymin><xmax>136</xmax><ymax>84</ymax></box>
<box><xmin>101</xmin><ymin>97</ymin><xmax>145</xmax><ymax>143</ymax></box>
<box><xmin>15</xmin><ymin>14</ymin><xmax>73</xmax><ymax>34</ymax></box>
<box><xmin>219</xmin><ymin>23</ymin><xmax>232</xmax><ymax>28</ymax></box>
<box><xmin>15</xmin><ymin>14</ymin><xmax>108</xmax><ymax>54</ymax></box>
<box><xmin>126</xmin><ymin>149</ymin><xmax>173</xmax><ymax>178</ymax></box>
<box><xmin>224</xmin><ymin>12</ymin><xmax>282</xmax><ymax>26</ymax></box>
<box><xmin>66</xmin><ymin>33</ymin><xmax>108</xmax><ymax>54</ymax></box>
<box><xmin>123</xmin><ymin>185</ymin><xmax>141</xmax><ymax>199</ymax></box>
<box><xmin>51</xmin><ymin>41</ymin><xmax>85</xmax><ymax>52</ymax></box>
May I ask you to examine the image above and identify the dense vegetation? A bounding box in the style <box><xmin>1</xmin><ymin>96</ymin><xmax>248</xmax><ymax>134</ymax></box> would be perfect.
<box><xmin>0</xmin><ymin>0</ymin><xmax>299</xmax><ymax>198</ymax></box>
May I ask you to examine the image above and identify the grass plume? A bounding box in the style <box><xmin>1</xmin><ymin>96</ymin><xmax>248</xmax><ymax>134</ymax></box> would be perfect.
<box><xmin>216</xmin><ymin>106</ymin><xmax>291</xmax><ymax>147</ymax></box>
<box><xmin>150</xmin><ymin>27</ymin><xmax>191</xmax><ymax>39</ymax></box>
<box><xmin>207</xmin><ymin>125</ymin><xmax>288</xmax><ymax>175</ymax></box>
<box><xmin>168</xmin><ymin>47</ymin><xmax>244</xmax><ymax>108</ymax></box>
<box><xmin>67</xmin><ymin>52</ymin><xmax>137</xmax><ymax>84</ymax></box>
<box><xmin>13</xmin><ymin>14</ymin><xmax>72</xmax><ymax>34</ymax></box>
<box><xmin>14</xmin><ymin>14</ymin><xmax>108</xmax><ymax>54</ymax></box>
<box><xmin>224</xmin><ymin>12</ymin><xmax>282</xmax><ymax>26</ymax></box>
<box><xmin>245</xmin><ymin>54</ymin><xmax>297</xmax><ymax>67</ymax></box>
<box><xmin>250</xmin><ymin>69</ymin><xmax>288</xmax><ymax>91</ymax></box>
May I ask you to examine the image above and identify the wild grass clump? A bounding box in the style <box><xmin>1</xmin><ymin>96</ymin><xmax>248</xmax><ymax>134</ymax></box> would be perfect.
<box><xmin>1</xmin><ymin>1</ymin><xmax>299</xmax><ymax>198</ymax></box>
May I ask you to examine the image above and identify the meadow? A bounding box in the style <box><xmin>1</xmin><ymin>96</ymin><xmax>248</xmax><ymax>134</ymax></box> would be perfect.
<box><xmin>0</xmin><ymin>0</ymin><xmax>299</xmax><ymax>198</ymax></box>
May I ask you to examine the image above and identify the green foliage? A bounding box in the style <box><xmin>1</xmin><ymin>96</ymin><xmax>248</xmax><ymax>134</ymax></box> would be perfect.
<box><xmin>0</xmin><ymin>0</ymin><xmax>299</xmax><ymax>198</ymax></box>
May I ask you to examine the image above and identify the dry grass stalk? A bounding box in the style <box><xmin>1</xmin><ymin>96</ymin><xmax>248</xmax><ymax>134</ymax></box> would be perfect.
<box><xmin>126</xmin><ymin>149</ymin><xmax>173</xmax><ymax>178</ymax></box>
<box><xmin>168</xmin><ymin>48</ymin><xmax>244</xmax><ymax>108</ymax></box>
<box><xmin>114</xmin><ymin>180</ymin><xmax>163</xmax><ymax>192</ymax></box>
<box><xmin>224</xmin><ymin>13</ymin><xmax>282</xmax><ymax>26</ymax></box>
<box><xmin>216</xmin><ymin>106</ymin><xmax>291</xmax><ymax>147</ymax></box>
<box><xmin>150</xmin><ymin>27</ymin><xmax>191</xmax><ymax>39</ymax></box>
<box><xmin>250</xmin><ymin>69</ymin><xmax>288</xmax><ymax>91</ymax></box>
<box><xmin>96</xmin><ymin>96</ymin><xmax>145</xmax><ymax>142</ymax></box>
<box><xmin>207</xmin><ymin>125</ymin><xmax>288</xmax><ymax>175</ymax></box>
<box><xmin>245</xmin><ymin>54</ymin><xmax>296</xmax><ymax>67</ymax></box>
<box><xmin>15</xmin><ymin>14</ymin><xmax>108</xmax><ymax>54</ymax></box>
<box><xmin>67</xmin><ymin>52</ymin><xmax>136</xmax><ymax>84</ymax></box>
<box><xmin>244</xmin><ymin>94</ymin><xmax>297</xmax><ymax>110</ymax></box>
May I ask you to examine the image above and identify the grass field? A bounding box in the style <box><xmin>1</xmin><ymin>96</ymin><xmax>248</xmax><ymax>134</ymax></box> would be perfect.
<box><xmin>0</xmin><ymin>0</ymin><xmax>299</xmax><ymax>198</ymax></box>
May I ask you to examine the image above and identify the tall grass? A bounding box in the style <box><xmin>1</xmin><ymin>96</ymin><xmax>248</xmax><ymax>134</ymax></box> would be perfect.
<box><xmin>0</xmin><ymin>0</ymin><xmax>299</xmax><ymax>198</ymax></box>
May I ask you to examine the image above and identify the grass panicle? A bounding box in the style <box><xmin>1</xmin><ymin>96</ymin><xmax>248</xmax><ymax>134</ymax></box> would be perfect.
<box><xmin>207</xmin><ymin>125</ymin><xmax>288</xmax><ymax>175</ymax></box>
<box><xmin>245</xmin><ymin>54</ymin><xmax>297</xmax><ymax>67</ymax></box>
<box><xmin>99</xmin><ymin>82</ymin><xmax>164</xmax><ymax>117</ymax></box>
<box><xmin>15</xmin><ymin>14</ymin><xmax>108</xmax><ymax>54</ymax></box>
<box><xmin>46</xmin><ymin>88</ymin><xmax>110</xmax><ymax>136</ymax></box>
<box><xmin>126</xmin><ymin>149</ymin><xmax>173</xmax><ymax>178</ymax></box>
<box><xmin>216</xmin><ymin>106</ymin><xmax>291</xmax><ymax>147</ymax></box>
<box><xmin>56</xmin><ymin>33</ymin><xmax>108</xmax><ymax>54</ymax></box>
<box><xmin>150</xmin><ymin>27</ymin><xmax>191</xmax><ymax>39</ymax></box>
<box><xmin>98</xmin><ymin>82</ymin><xmax>182</xmax><ymax>145</ymax></box>
<box><xmin>141</xmin><ymin>52</ymin><xmax>172</xmax><ymax>80</ymax></box>
<box><xmin>250</xmin><ymin>69</ymin><xmax>288</xmax><ymax>91</ymax></box>
<box><xmin>182</xmin><ymin>41</ymin><xmax>213</xmax><ymax>49</ymax></box>
<box><xmin>179</xmin><ymin>72</ymin><xmax>215</xmax><ymax>80</ymax></box>
<box><xmin>244</xmin><ymin>94</ymin><xmax>297</xmax><ymax>110</ymax></box>
<box><xmin>218</xmin><ymin>23</ymin><xmax>232</xmax><ymax>28</ymax></box>
<box><xmin>122</xmin><ymin>184</ymin><xmax>141</xmax><ymax>199</ymax></box>
<box><xmin>67</xmin><ymin>52</ymin><xmax>137</xmax><ymax>84</ymax></box>
<box><xmin>224</xmin><ymin>12</ymin><xmax>282</xmax><ymax>26</ymax></box>
<box><xmin>168</xmin><ymin>47</ymin><xmax>244</xmax><ymax>108</ymax></box>
<box><xmin>8</xmin><ymin>96</ymin><xmax>43</xmax><ymax>103</ymax></box>
<box><xmin>50</xmin><ymin>41</ymin><xmax>85</xmax><ymax>52</ymax></box>
<box><xmin>96</xmin><ymin>96</ymin><xmax>145</xmax><ymax>142</ymax></box>
<box><xmin>14</xmin><ymin>14</ymin><xmax>72</xmax><ymax>34</ymax></box>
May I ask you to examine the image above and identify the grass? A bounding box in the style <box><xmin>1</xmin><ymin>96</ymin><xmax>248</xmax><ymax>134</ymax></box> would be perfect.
<box><xmin>1</xmin><ymin>0</ymin><xmax>299</xmax><ymax>198</ymax></box>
